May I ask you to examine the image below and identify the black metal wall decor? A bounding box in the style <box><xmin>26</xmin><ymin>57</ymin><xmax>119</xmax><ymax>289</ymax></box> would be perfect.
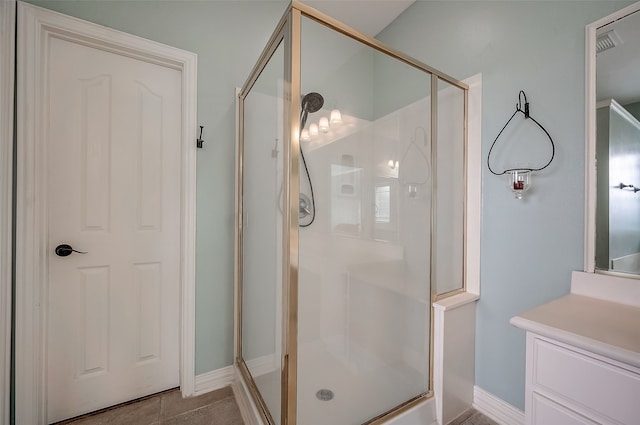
<box><xmin>197</xmin><ymin>125</ymin><xmax>205</xmax><ymax>149</ymax></box>
<box><xmin>487</xmin><ymin>90</ymin><xmax>555</xmax><ymax>199</ymax></box>
<box><xmin>617</xmin><ymin>182</ymin><xmax>640</xmax><ymax>193</ymax></box>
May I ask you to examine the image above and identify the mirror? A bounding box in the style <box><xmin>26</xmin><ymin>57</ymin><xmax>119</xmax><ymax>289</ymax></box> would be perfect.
<box><xmin>586</xmin><ymin>1</ymin><xmax>640</xmax><ymax>276</ymax></box>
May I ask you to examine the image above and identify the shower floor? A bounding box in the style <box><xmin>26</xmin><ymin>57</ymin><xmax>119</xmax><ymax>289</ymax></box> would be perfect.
<box><xmin>297</xmin><ymin>338</ymin><xmax>427</xmax><ymax>425</ymax></box>
<box><xmin>249</xmin><ymin>338</ymin><xmax>429</xmax><ymax>425</ymax></box>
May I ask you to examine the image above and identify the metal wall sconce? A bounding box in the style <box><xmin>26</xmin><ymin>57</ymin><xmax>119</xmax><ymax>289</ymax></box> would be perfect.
<box><xmin>488</xmin><ymin>91</ymin><xmax>555</xmax><ymax>199</ymax></box>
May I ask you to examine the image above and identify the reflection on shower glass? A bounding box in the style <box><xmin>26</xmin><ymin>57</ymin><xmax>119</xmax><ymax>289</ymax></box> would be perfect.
<box><xmin>297</xmin><ymin>15</ymin><xmax>433</xmax><ymax>425</ymax></box>
<box><xmin>330</xmin><ymin>163</ymin><xmax>362</xmax><ymax>236</ymax></box>
<box><xmin>375</xmin><ymin>185</ymin><xmax>391</xmax><ymax>224</ymax></box>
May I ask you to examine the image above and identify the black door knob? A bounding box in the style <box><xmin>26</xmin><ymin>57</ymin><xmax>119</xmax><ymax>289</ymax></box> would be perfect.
<box><xmin>54</xmin><ymin>244</ymin><xmax>87</xmax><ymax>257</ymax></box>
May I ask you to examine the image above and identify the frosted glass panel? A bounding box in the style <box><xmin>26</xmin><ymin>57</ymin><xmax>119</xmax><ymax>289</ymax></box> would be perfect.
<box><xmin>434</xmin><ymin>79</ymin><xmax>465</xmax><ymax>296</ymax></box>
<box><xmin>241</xmin><ymin>42</ymin><xmax>284</xmax><ymax>424</ymax></box>
<box><xmin>296</xmin><ymin>17</ymin><xmax>431</xmax><ymax>425</ymax></box>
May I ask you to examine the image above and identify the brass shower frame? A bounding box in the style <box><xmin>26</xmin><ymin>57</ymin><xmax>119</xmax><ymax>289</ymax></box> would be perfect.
<box><xmin>235</xmin><ymin>2</ymin><xmax>469</xmax><ymax>424</ymax></box>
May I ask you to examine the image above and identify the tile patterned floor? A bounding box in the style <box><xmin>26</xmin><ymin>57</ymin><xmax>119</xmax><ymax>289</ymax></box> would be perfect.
<box><xmin>448</xmin><ymin>409</ymin><xmax>500</xmax><ymax>425</ymax></box>
<box><xmin>53</xmin><ymin>386</ymin><xmax>244</xmax><ymax>425</ymax></box>
<box><xmin>53</xmin><ymin>387</ymin><xmax>497</xmax><ymax>425</ymax></box>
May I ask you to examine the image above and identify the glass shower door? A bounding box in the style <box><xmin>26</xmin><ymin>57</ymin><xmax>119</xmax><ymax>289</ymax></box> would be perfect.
<box><xmin>296</xmin><ymin>16</ymin><xmax>433</xmax><ymax>425</ymax></box>
<box><xmin>240</xmin><ymin>40</ymin><xmax>285</xmax><ymax>425</ymax></box>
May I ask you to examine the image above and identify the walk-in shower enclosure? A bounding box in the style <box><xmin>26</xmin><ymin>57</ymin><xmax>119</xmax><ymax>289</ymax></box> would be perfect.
<box><xmin>236</xmin><ymin>2</ymin><xmax>468</xmax><ymax>424</ymax></box>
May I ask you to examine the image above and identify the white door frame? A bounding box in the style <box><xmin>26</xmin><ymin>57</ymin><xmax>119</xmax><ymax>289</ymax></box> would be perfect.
<box><xmin>15</xmin><ymin>3</ymin><xmax>197</xmax><ymax>423</ymax></box>
<box><xmin>0</xmin><ymin>1</ymin><xmax>16</xmax><ymax>424</ymax></box>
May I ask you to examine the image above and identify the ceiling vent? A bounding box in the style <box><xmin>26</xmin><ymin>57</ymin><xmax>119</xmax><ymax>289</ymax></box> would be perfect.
<box><xmin>596</xmin><ymin>29</ymin><xmax>622</xmax><ymax>54</ymax></box>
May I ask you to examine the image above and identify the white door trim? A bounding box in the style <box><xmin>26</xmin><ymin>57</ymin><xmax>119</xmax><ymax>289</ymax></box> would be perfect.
<box><xmin>0</xmin><ymin>1</ymin><xmax>16</xmax><ymax>423</ymax></box>
<box><xmin>15</xmin><ymin>3</ymin><xmax>197</xmax><ymax>423</ymax></box>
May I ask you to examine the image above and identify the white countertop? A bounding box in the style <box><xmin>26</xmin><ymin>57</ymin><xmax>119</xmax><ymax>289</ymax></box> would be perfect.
<box><xmin>510</xmin><ymin>293</ymin><xmax>640</xmax><ymax>369</ymax></box>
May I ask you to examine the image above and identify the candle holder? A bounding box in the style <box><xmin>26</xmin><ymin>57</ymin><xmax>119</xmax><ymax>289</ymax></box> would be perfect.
<box><xmin>487</xmin><ymin>91</ymin><xmax>555</xmax><ymax>200</ymax></box>
<box><xmin>507</xmin><ymin>170</ymin><xmax>531</xmax><ymax>199</ymax></box>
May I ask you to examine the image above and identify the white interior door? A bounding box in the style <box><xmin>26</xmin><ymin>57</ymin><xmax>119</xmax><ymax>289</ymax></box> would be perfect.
<box><xmin>45</xmin><ymin>21</ymin><xmax>182</xmax><ymax>425</ymax></box>
<box><xmin>16</xmin><ymin>4</ymin><xmax>197</xmax><ymax>424</ymax></box>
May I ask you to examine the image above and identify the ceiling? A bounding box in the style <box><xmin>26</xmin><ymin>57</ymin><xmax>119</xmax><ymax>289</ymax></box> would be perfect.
<box><xmin>596</xmin><ymin>10</ymin><xmax>640</xmax><ymax>105</ymax></box>
<box><xmin>303</xmin><ymin>0</ymin><xmax>416</xmax><ymax>36</ymax></box>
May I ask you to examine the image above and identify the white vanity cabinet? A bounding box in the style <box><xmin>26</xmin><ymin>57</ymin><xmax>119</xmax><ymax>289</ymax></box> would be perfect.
<box><xmin>524</xmin><ymin>333</ymin><xmax>640</xmax><ymax>425</ymax></box>
<box><xmin>511</xmin><ymin>289</ymin><xmax>640</xmax><ymax>425</ymax></box>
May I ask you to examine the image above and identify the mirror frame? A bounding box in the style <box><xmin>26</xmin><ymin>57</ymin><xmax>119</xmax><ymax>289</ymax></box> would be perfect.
<box><xmin>585</xmin><ymin>1</ymin><xmax>640</xmax><ymax>276</ymax></box>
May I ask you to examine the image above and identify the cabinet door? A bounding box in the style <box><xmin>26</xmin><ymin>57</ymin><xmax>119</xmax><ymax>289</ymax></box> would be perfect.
<box><xmin>529</xmin><ymin>335</ymin><xmax>640</xmax><ymax>424</ymax></box>
<box><xmin>531</xmin><ymin>393</ymin><xmax>598</xmax><ymax>425</ymax></box>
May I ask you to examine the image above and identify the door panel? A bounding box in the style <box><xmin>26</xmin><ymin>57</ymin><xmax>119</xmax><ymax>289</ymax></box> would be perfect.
<box><xmin>47</xmin><ymin>35</ymin><xmax>181</xmax><ymax>423</ymax></box>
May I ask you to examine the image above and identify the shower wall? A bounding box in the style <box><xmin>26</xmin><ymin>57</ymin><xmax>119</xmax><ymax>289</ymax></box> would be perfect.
<box><xmin>297</xmin><ymin>96</ymin><xmax>433</xmax><ymax>423</ymax></box>
<box><xmin>296</xmin><ymin>82</ymin><xmax>464</xmax><ymax>365</ymax></box>
<box><xmin>298</xmin><ymin>96</ymin><xmax>432</xmax><ymax>349</ymax></box>
<box><xmin>294</xmin><ymin>82</ymin><xmax>466</xmax><ymax>424</ymax></box>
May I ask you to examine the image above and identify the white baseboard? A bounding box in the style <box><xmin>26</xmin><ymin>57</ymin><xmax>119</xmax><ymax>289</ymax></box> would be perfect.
<box><xmin>473</xmin><ymin>386</ymin><xmax>525</xmax><ymax>425</ymax></box>
<box><xmin>193</xmin><ymin>366</ymin><xmax>234</xmax><ymax>396</ymax></box>
<box><xmin>192</xmin><ymin>364</ymin><xmax>264</xmax><ymax>425</ymax></box>
<box><xmin>232</xmin><ymin>366</ymin><xmax>265</xmax><ymax>425</ymax></box>
<box><xmin>245</xmin><ymin>353</ymin><xmax>278</xmax><ymax>378</ymax></box>
<box><xmin>197</xmin><ymin>369</ymin><xmax>521</xmax><ymax>425</ymax></box>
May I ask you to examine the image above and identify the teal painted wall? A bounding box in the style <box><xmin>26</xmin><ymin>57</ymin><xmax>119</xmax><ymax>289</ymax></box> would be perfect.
<box><xmin>26</xmin><ymin>0</ymin><xmax>287</xmax><ymax>374</ymax></box>
<box><xmin>377</xmin><ymin>0</ymin><xmax>633</xmax><ymax>410</ymax></box>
